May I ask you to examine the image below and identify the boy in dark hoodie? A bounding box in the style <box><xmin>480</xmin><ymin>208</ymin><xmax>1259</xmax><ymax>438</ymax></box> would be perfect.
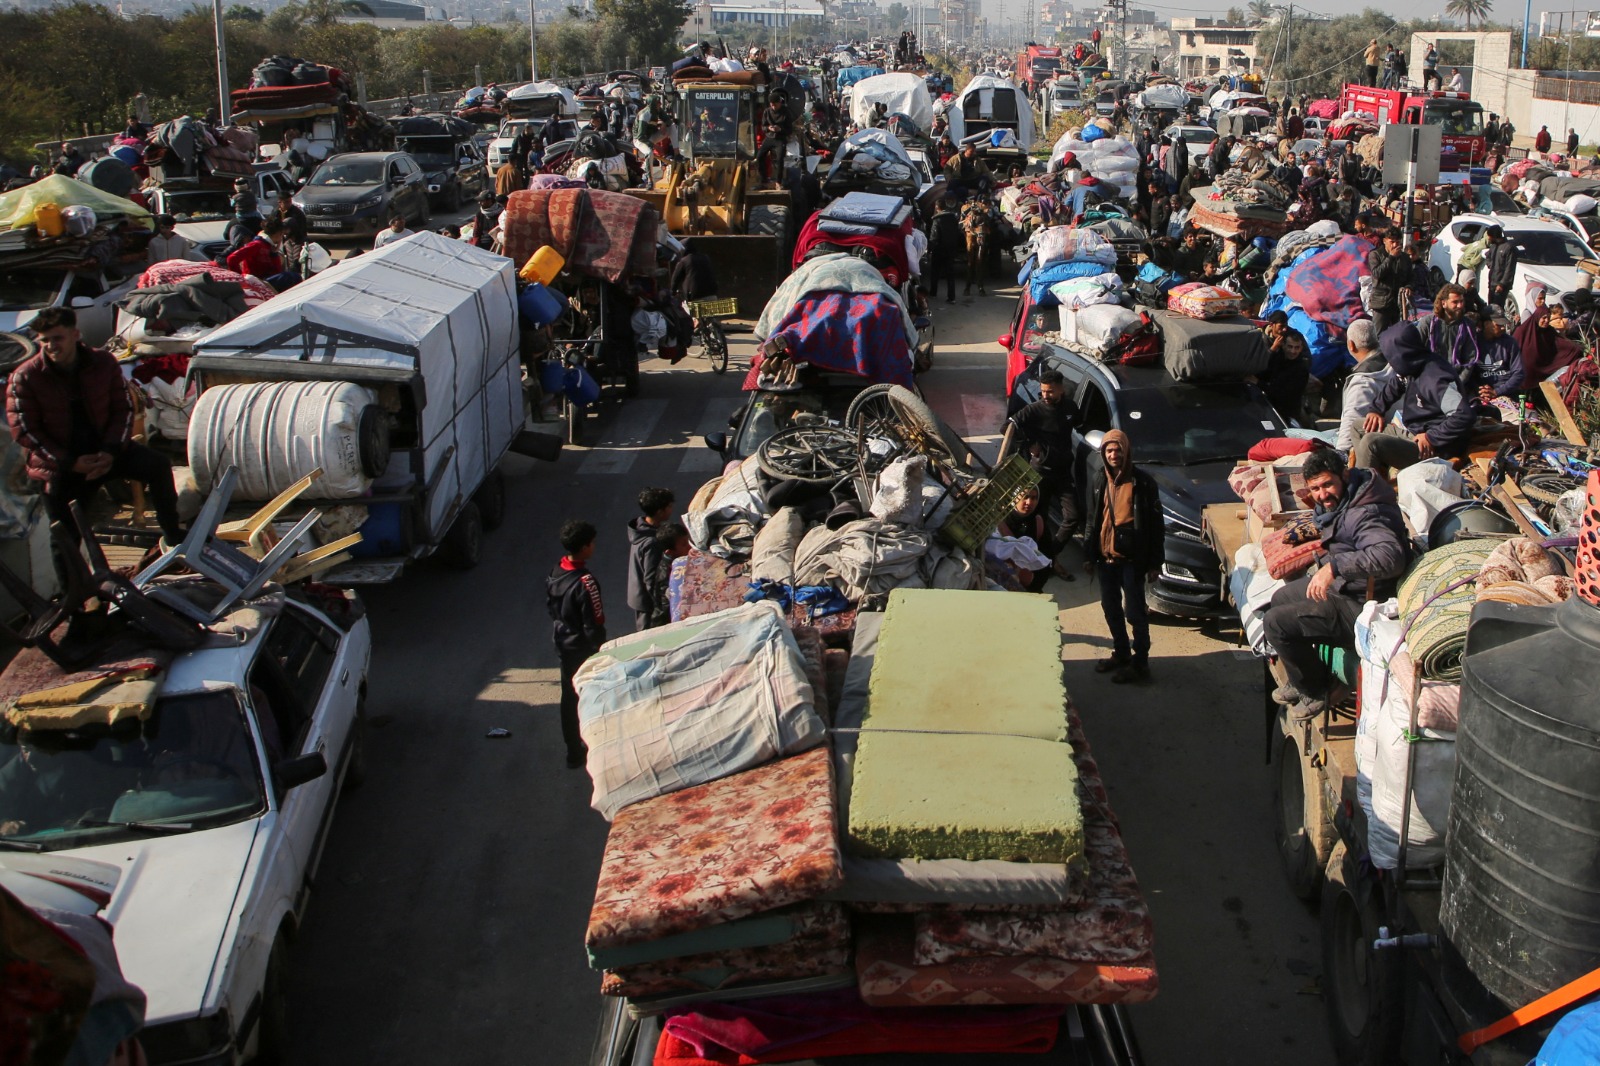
<box><xmin>1264</xmin><ymin>449</ymin><xmax>1411</xmax><ymax>720</ymax></box>
<box><xmin>1353</xmin><ymin>321</ymin><xmax>1479</xmax><ymax>476</ymax></box>
<box><xmin>925</xmin><ymin>195</ymin><xmax>962</xmax><ymax>305</ymax></box>
<box><xmin>646</xmin><ymin>522</ymin><xmax>691</xmax><ymax>628</ymax></box>
<box><xmin>625</xmin><ymin>487</ymin><xmax>675</xmax><ymax>631</ymax></box>
<box><xmin>547</xmin><ymin>520</ymin><xmax>606</xmax><ymax>768</ymax></box>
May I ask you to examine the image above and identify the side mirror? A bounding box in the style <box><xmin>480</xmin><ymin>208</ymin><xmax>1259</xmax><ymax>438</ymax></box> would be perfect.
<box><xmin>69</xmin><ymin>296</ymin><xmax>95</xmax><ymax>309</ymax></box>
<box><xmin>997</xmin><ymin>333</ymin><xmax>1014</xmax><ymax>349</ymax></box>
<box><xmin>704</xmin><ymin>432</ymin><xmax>728</xmax><ymax>453</ymax></box>
<box><xmin>1084</xmin><ymin>429</ymin><xmax>1106</xmax><ymax>451</ymax></box>
<box><xmin>274</xmin><ymin>751</ymin><xmax>328</xmax><ymax>792</ymax></box>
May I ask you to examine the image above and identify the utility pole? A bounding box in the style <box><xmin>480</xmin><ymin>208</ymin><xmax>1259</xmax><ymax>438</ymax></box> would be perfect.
<box><xmin>212</xmin><ymin>0</ymin><xmax>230</xmax><ymax>125</ymax></box>
<box><xmin>1283</xmin><ymin>3</ymin><xmax>1292</xmax><ymax>102</ymax></box>
<box><xmin>530</xmin><ymin>0</ymin><xmax>539</xmax><ymax>81</ymax></box>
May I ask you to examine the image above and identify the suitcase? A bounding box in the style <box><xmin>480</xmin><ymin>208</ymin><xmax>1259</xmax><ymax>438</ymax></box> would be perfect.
<box><xmin>1155</xmin><ymin>310</ymin><xmax>1269</xmax><ymax>381</ymax></box>
<box><xmin>1166</xmin><ymin>282</ymin><xmax>1244</xmax><ymax>319</ymax></box>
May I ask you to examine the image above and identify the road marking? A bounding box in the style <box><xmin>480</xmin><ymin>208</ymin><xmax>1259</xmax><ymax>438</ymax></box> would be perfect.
<box><xmin>577</xmin><ymin>399</ymin><xmax>669</xmax><ymax>476</ymax></box>
<box><xmin>679</xmin><ymin>402</ymin><xmax>738</xmax><ymax>475</ymax></box>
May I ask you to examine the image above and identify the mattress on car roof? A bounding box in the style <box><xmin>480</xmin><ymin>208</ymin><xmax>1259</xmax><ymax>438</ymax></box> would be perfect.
<box><xmin>585</xmin><ymin>746</ymin><xmax>843</xmax><ymax>969</ymax></box>
<box><xmin>599</xmin><ymin>902</ymin><xmax>850</xmax><ymax>998</ymax></box>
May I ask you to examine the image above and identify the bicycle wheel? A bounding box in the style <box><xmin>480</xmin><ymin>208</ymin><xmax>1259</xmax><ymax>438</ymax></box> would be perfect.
<box><xmin>757</xmin><ymin>425</ymin><xmax>859</xmax><ymax>483</ymax></box>
<box><xmin>705</xmin><ymin>321</ymin><xmax>730</xmax><ymax>374</ymax></box>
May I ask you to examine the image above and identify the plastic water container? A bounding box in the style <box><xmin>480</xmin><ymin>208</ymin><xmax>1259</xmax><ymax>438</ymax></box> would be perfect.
<box><xmin>565</xmin><ymin>365</ymin><xmax>600</xmax><ymax>404</ymax></box>
<box><xmin>33</xmin><ymin>202</ymin><xmax>64</xmax><ymax>238</ymax></box>
<box><xmin>518</xmin><ymin>282</ymin><xmax>563</xmax><ymax>327</ymax></box>
<box><xmin>351</xmin><ymin>502</ymin><xmax>407</xmax><ymax>557</ymax></box>
<box><xmin>518</xmin><ymin>245</ymin><xmax>565</xmax><ymax>285</ymax></box>
<box><xmin>538</xmin><ymin>359</ymin><xmax>567</xmax><ymax>396</ymax></box>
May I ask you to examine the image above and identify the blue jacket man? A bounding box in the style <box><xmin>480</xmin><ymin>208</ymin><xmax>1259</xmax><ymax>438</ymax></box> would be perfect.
<box><xmin>1353</xmin><ymin>321</ymin><xmax>1479</xmax><ymax>474</ymax></box>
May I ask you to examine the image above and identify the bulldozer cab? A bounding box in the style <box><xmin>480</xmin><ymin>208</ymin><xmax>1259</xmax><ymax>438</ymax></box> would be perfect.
<box><xmin>678</xmin><ymin>85</ymin><xmax>759</xmax><ymax>162</ymax></box>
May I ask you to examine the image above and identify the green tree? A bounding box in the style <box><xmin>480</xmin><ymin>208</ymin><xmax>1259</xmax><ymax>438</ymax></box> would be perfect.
<box><xmin>592</xmin><ymin>0</ymin><xmax>692</xmax><ymax>67</ymax></box>
<box><xmin>1256</xmin><ymin>9</ymin><xmax>1424</xmax><ymax>100</ymax></box>
<box><xmin>225</xmin><ymin>5</ymin><xmax>265</xmax><ymax>21</ymax></box>
<box><xmin>886</xmin><ymin>2</ymin><xmax>908</xmax><ymax>31</ymax></box>
<box><xmin>1247</xmin><ymin>1</ymin><xmax>1275</xmax><ymax>25</ymax></box>
<box><xmin>1225</xmin><ymin>6</ymin><xmax>1245</xmax><ymax>24</ymax></box>
<box><xmin>1444</xmin><ymin>0</ymin><xmax>1491</xmax><ymax>29</ymax></box>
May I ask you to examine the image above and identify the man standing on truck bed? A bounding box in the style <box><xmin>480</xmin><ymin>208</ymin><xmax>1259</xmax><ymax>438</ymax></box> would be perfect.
<box><xmin>547</xmin><ymin>520</ymin><xmax>607</xmax><ymax>769</ymax></box>
<box><xmin>1263</xmin><ymin>448</ymin><xmax>1411</xmax><ymax>720</ymax></box>
<box><xmin>6</xmin><ymin>306</ymin><xmax>184</xmax><ymax>547</ymax></box>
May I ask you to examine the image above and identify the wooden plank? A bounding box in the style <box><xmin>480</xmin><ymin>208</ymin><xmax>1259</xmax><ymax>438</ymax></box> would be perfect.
<box><xmin>1540</xmin><ymin>380</ymin><xmax>1587</xmax><ymax>445</ymax></box>
<box><xmin>1202</xmin><ymin>502</ymin><xmax>1248</xmax><ymax>567</ymax></box>
<box><xmin>1491</xmin><ymin>483</ymin><xmax>1546</xmax><ymax>540</ymax></box>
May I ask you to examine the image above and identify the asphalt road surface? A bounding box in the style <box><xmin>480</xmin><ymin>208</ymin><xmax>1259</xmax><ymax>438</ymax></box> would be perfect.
<box><xmin>286</xmin><ymin>282</ymin><xmax>1336</xmax><ymax>1066</ymax></box>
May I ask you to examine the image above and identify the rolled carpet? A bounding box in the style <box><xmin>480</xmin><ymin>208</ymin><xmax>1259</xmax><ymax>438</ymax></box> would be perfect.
<box><xmin>1397</xmin><ymin>540</ymin><xmax>1498</xmax><ymax>682</ymax></box>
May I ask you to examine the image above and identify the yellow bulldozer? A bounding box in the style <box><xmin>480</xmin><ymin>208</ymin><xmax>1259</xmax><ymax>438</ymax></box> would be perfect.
<box><xmin>628</xmin><ymin>80</ymin><xmax>795</xmax><ymax>313</ymax></box>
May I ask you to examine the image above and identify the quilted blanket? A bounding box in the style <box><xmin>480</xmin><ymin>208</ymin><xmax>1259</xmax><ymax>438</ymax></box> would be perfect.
<box><xmin>585</xmin><ymin>747</ymin><xmax>843</xmax><ymax>956</ymax></box>
<box><xmin>501</xmin><ymin>187</ymin><xmax>657</xmax><ymax>282</ymax></box>
<box><xmin>138</xmin><ymin>259</ymin><xmax>275</xmax><ymax>305</ymax></box>
<box><xmin>763</xmin><ymin>292</ymin><xmax>915</xmax><ymax>387</ymax></box>
<box><xmin>755</xmin><ymin>253</ymin><xmax>915</xmax><ymax>347</ymax></box>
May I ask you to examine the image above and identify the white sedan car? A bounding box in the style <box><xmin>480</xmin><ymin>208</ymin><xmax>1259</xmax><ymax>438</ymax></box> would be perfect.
<box><xmin>1426</xmin><ymin>213</ymin><xmax>1594</xmax><ymax>320</ymax></box>
<box><xmin>1163</xmin><ymin>123</ymin><xmax>1218</xmax><ymax>169</ymax></box>
<box><xmin>0</xmin><ymin>589</ymin><xmax>371</xmax><ymax>1066</ymax></box>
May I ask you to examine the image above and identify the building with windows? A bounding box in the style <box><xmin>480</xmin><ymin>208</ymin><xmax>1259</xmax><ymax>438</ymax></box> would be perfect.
<box><xmin>1170</xmin><ymin>16</ymin><xmax>1262</xmax><ymax>78</ymax></box>
<box><xmin>684</xmin><ymin>0</ymin><xmax>827</xmax><ymax>34</ymax></box>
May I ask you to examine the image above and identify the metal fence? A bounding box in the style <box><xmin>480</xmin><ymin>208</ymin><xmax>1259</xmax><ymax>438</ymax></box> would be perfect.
<box><xmin>1536</xmin><ymin>76</ymin><xmax>1600</xmax><ymax>106</ymax></box>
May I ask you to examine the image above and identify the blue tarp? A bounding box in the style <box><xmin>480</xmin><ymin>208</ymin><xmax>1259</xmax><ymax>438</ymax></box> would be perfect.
<box><xmin>837</xmin><ymin>65</ymin><xmax>886</xmax><ymax>90</ymax></box>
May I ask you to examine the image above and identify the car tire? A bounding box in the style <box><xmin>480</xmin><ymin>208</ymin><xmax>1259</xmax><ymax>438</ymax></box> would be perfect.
<box><xmin>444</xmin><ymin>500</ymin><xmax>483</xmax><ymax>569</ymax></box>
<box><xmin>474</xmin><ymin>467</ymin><xmax>508</xmax><ymax>531</ymax></box>
<box><xmin>1272</xmin><ymin>711</ymin><xmax>1333</xmax><ymax>901</ymax></box>
<box><xmin>255</xmin><ymin>935</ymin><xmax>291</xmax><ymax>1066</ymax></box>
<box><xmin>1504</xmin><ymin>294</ymin><xmax>1519</xmax><ymax>321</ymax></box>
<box><xmin>1321</xmin><ymin>842</ymin><xmax>1403</xmax><ymax>1066</ymax></box>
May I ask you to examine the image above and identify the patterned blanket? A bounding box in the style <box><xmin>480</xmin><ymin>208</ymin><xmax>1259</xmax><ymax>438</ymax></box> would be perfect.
<box><xmin>500</xmin><ymin>188</ymin><xmax>657</xmax><ymax>282</ymax></box>
<box><xmin>755</xmin><ymin>253</ymin><xmax>915</xmax><ymax>346</ymax></box>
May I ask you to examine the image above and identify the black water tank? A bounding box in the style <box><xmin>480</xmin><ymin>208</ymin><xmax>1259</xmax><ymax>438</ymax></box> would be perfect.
<box><xmin>1440</xmin><ymin>594</ymin><xmax>1600</xmax><ymax>1032</ymax></box>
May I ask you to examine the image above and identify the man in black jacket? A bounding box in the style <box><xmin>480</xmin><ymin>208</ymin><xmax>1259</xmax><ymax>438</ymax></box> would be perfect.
<box><xmin>1353</xmin><ymin>321</ymin><xmax>1479</xmax><ymax>475</ymax></box>
<box><xmin>1011</xmin><ymin>369</ymin><xmax>1082</xmax><ymax>576</ymax></box>
<box><xmin>1082</xmin><ymin>430</ymin><xmax>1163</xmax><ymax>684</ymax></box>
<box><xmin>1366</xmin><ymin>229</ymin><xmax>1415</xmax><ymax>336</ymax></box>
<box><xmin>1264</xmin><ymin>449</ymin><xmax>1411</xmax><ymax>719</ymax></box>
<box><xmin>625</xmin><ymin>487</ymin><xmax>675</xmax><ymax>631</ymax></box>
<box><xmin>1484</xmin><ymin>225</ymin><xmax>1519</xmax><ymax>312</ymax></box>
<box><xmin>546</xmin><ymin>520</ymin><xmax>607</xmax><ymax>768</ymax></box>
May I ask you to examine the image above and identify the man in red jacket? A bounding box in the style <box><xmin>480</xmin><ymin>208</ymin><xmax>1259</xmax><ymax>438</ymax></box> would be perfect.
<box><xmin>225</xmin><ymin>217</ymin><xmax>297</xmax><ymax>290</ymax></box>
<box><xmin>7</xmin><ymin>306</ymin><xmax>183</xmax><ymax>544</ymax></box>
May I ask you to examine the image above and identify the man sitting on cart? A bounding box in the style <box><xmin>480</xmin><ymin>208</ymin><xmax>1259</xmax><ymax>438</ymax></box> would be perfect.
<box><xmin>942</xmin><ymin>143</ymin><xmax>995</xmax><ymax>198</ymax></box>
<box><xmin>1263</xmin><ymin>449</ymin><xmax>1411</xmax><ymax>721</ymax></box>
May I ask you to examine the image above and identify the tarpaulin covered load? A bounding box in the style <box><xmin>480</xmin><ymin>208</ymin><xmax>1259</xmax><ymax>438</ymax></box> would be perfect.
<box><xmin>755</xmin><ymin>253</ymin><xmax>917</xmax><ymax>386</ymax></box>
<box><xmin>0</xmin><ymin>175</ymin><xmax>152</xmax><ymax>232</ymax></box>
<box><xmin>1135</xmin><ymin>84</ymin><xmax>1187</xmax><ymax>111</ymax></box>
<box><xmin>836</xmin><ymin>65</ymin><xmax>886</xmax><ymax>90</ymax></box>
<box><xmin>1283</xmin><ymin>233</ymin><xmax>1375</xmax><ymax>333</ymax></box>
<box><xmin>505</xmin><ymin>79</ymin><xmax>580</xmax><ymax>115</ymax></box>
<box><xmin>848</xmin><ymin>72</ymin><xmax>935</xmax><ymax>132</ymax></box>
<box><xmin>573</xmin><ymin>601</ymin><xmax>827</xmax><ymax>819</ymax></box>
<box><xmin>947</xmin><ymin>74</ymin><xmax>1036</xmax><ymax>151</ymax></box>
<box><xmin>191</xmin><ymin>231</ymin><xmax>521</xmax><ymax>541</ymax></box>
<box><xmin>500</xmin><ymin>187</ymin><xmax>658</xmax><ymax>283</ymax></box>
<box><xmin>824</xmin><ymin>129</ymin><xmax>917</xmax><ymax>191</ymax></box>
<box><xmin>1261</xmin><ymin>236</ymin><xmax>1371</xmax><ymax>378</ymax></box>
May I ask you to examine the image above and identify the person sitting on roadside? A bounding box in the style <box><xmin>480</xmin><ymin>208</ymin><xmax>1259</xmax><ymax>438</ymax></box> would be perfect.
<box><xmin>1336</xmin><ymin>319</ymin><xmax>1394</xmax><ymax>453</ymax></box>
<box><xmin>1263</xmin><ymin>448</ymin><xmax>1411</xmax><ymax>720</ymax></box>
<box><xmin>226</xmin><ymin>217</ymin><xmax>298</xmax><ymax>291</ymax></box>
<box><xmin>1462</xmin><ymin>311</ymin><xmax>1524</xmax><ymax>403</ymax></box>
<box><xmin>1254</xmin><ymin>317</ymin><xmax>1312</xmax><ymax>427</ymax></box>
<box><xmin>997</xmin><ymin>485</ymin><xmax>1061</xmax><ymax>593</ymax></box>
<box><xmin>5</xmin><ymin>307</ymin><xmax>184</xmax><ymax>547</ymax></box>
<box><xmin>1352</xmin><ymin>321</ymin><xmax>1478</xmax><ymax>476</ymax></box>
<box><xmin>1416</xmin><ymin>282</ymin><xmax>1484</xmax><ymax>374</ymax></box>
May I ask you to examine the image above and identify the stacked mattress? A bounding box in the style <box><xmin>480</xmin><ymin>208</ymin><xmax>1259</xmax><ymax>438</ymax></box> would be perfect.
<box><xmin>587</xmin><ymin>747</ymin><xmax>853</xmax><ymax>1005</ymax></box>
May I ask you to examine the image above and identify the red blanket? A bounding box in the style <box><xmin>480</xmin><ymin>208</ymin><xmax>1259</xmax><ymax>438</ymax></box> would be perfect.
<box><xmin>501</xmin><ymin>188</ymin><xmax>656</xmax><ymax>283</ymax></box>
<box><xmin>791</xmin><ymin>213</ymin><xmax>912</xmax><ymax>287</ymax></box>
<box><xmin>656</xmin><ymin>988</ymin><xmax>1061</xmax><ymax>1064</ymax></box>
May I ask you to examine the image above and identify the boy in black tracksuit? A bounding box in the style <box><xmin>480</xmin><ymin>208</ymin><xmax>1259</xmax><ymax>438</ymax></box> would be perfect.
<box><xmin>546</xmin><ymin>521</ymin><xmax>607</xmax><ymax>768</ymax></box>
<box><xmin>925</xmin><ymin>196</ymin><xmax>962</xmax><ymax>305</ymax></box>
<box><xmin>625</xmin><ymin>487</ymin><xmax>675</xmax><ymax>631</ymax></box>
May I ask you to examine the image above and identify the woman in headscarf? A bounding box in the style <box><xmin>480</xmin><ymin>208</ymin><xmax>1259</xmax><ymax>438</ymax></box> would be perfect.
<box><xmin>1513</xmin><ymin>302</ymin><xmax>1583</xmax><ymax>383</ymax></box>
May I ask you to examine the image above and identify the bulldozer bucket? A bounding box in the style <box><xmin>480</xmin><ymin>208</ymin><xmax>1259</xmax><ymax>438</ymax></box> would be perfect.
<box><xmin>692</xmin><ymin>235</ymin><xmax>789</xmax><ymax>318</ymax></box>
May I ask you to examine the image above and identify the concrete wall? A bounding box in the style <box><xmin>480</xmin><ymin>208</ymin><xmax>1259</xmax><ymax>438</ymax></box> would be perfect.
<box><xmin>1528</xmin><ymin>96</ymin><xmax>1600</xmax><ymax>148</ymax></box>
<box><xmin>1407</xmin><ymin>30</ymin><xmax>1513</xmax><ymax>115</ymax></box>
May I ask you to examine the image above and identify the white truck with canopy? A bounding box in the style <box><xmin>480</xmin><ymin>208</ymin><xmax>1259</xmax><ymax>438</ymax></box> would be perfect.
<box><xmin>188</xmin><ymin>231</ymin><xmax>538</xmax><ymax>582</ymax></box>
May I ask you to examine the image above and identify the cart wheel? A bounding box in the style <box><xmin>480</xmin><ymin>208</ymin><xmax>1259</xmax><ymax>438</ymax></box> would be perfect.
<box><xmin>1321</xmin><ymin>842</ymin><xmax>1403</xmax><ymax>1066</ymax></box>
<box><xmin>444</xmin><ymin>500</ymin><xmax>484</xmax><ymax>570</ymax></box>
<box><xmin>474</xmin><ymin>467</ymin><xmax>508</xmax><ymax>531</ymax></box>
<box><xmin>1272</xmin><ymin>710</ymin><xmax>1333</xmax><ymax>901</ymax></box>
<box><xmin>705</xmin><ymin>322</ymin><xmax>729</xmax><ymax>374</ymax></box>
<box><xmin>885</xmin><ymin>384</ymin><xmax>968</xmax><ymax>466</ymax></box>
<box><xmin>757</xmin><ymin>425</ymin><xmax>859</xmax><ymax>483</ymax></box>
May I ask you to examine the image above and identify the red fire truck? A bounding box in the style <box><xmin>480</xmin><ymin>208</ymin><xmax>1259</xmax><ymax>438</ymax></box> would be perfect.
<box><xmin>1017</xmin><ymin>44</ymin><xmax>1064</xmax><ymax>99</ymax></box>
<box><xmin>1338</xmin><ymin>84</ymin><xmax>1488</xmax><ymax>165</ymax></box>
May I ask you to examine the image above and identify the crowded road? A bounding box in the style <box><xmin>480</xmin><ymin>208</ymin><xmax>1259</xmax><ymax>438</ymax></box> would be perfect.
<box><xmin>283</xmin><ymin>285</ymin><xmax>1336</xmax><ymax>1066</ymax></box>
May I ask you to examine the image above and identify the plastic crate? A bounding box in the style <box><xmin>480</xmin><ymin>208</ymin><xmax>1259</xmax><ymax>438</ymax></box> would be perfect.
<box><xmin>688</xmin><ymin>297</ymin><xmax>739</xmax><ymax>318</ymax></box>
<box><xmin>939</xmin><ymin>454</ymin><xmax>1041</xmax><ymax>554</ymax></box>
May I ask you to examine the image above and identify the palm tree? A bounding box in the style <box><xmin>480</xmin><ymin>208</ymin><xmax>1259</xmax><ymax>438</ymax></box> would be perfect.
<box><xmin>1247</xmin><ymin>0</ymin><xmax>1275</xmax><ymax>24</ymax></box>
<box><xmin>1445</xmin><ymin>0</ymin><xmax>1491</xmax><ymax>29</ymax></box>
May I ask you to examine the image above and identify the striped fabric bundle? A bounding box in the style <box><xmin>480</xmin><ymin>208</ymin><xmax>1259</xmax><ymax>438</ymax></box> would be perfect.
<box><xmin>1261</xmin><ymin>524</ymin><xmax>1321</xmax><ymax>580</ymax></box>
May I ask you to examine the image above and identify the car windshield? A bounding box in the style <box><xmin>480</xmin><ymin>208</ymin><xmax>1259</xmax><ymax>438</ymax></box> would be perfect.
<box><xmin>1117</xmin><ymin>383</ymin><xmax>1282</xmax><ymax>466</ymax></box>
<box><xmin>1180</xmin><ymin>128</ymin><xmax>1217</xmax><ymax>145</ymax></box>
<box><xmin>1512</xmin><ymin>230</ymin><xmax>1591</xmax><ymax>265</ymax></box>
<box><xmin>308</xmin><ymin>158</ymin><xmax>385</xmax><ymax>185</ymax></box>
<box><xmin>0</xmin><ymin>272</ymin><xmax>63</xmax><ymax>311</ymax></box>
<box><xmin>0</xmin><ymin>691</ymin><xmax>265</xmax><ymax>852</ymax></box>
<box><xmin>1424</xmin><ymin>103</ymin><xmax>1484</xmax><ymax>137</ymax></box>
<box><xmin>157</xmin><ymin>189</ymin><xmax>233</xmax><ymax>220</ymax></box>
<box><xmin>734</xmin><ymin>388</ymin><xmax>856</xmax><ymax>456</ymax></box>
<box><xmin>397</xmin><ymin>138</ymin><xmax>457</xmax><ymax>167</ymax></box>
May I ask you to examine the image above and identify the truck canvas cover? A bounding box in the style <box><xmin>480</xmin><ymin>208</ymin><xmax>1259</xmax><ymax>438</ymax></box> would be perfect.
<box><xmin>848</xmin><ymin>72</ymin><xmax>935</xmax><ymax>132</ymax></box>
<box><xmin>946</xmin><ymin>75</ymin><xmax>1036</xmax><ymax>150</ymax></box>
<box><xmin>191</xmin><ymin>231</ymin><xmax>521</xmax><ymax>541</ymax></box>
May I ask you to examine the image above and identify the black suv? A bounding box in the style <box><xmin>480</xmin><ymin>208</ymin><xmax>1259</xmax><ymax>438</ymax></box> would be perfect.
<box><xmin>1010</xmin><ymin>343</ymin><xmax>1287</xmax><ymax>616</ymax></box>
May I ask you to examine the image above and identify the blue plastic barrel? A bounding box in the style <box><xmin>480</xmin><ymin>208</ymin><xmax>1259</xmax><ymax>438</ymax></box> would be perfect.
<box><xmin>538</xmin><ymin>359</ymin><xmax>566</xmax><ymax>396</ymax></box>
<box><xmin>352</xmin><ymin>502</ymin><xmax>407</xmax><ymax>557</ymax></box>
<box><xmin>518</xmin><ymin>282</ymin><xmax>563</xmax><ymax>327</ymax></box>
<box><xmin>565</xmin><ymin>365</ymin><xmax>601</xmax><ymax>404</ymax></box>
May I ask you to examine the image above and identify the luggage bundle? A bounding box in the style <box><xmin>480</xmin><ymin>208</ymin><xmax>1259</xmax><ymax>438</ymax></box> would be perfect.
<box><xmin>250</xmin><ymin>55</ymin><xmax>336</xmax><ymax>89</ymax></box>
<box><xmin>1152</xmin><ymin>309</ymin><xmax>1268</xmax><ymax>382</ymax></box>
<box><xmin>1166</xmin><ymin>282</ymin><xmax>1243</xmax><ymax>320</ymax></box>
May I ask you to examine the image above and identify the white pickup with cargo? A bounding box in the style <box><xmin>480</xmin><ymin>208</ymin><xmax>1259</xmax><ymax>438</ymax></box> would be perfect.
<box><xmin>188</xmin><ymin>230</ymin><xmax>529</xmax><ymax>581</ymax></box>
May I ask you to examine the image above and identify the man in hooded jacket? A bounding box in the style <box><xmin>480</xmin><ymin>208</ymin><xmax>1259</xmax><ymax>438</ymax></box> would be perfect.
<box><xmin>547</xmin><ymin>520</ymin><xmax>607</xmax><ymax>767</ymax></box>
<box><xmin>1352</xmin><ymin>321</ymin><xmax>1479</xmax><ymax>475</ymax></box>
<box><xmin>1082</xmin><ymin>430</ymin><xmax>1163</xmax><ymax>684</ymax></box>
<box><xmin>1264</xmin><ymin>448</ymin><xmax>1411</xmax><ymax>719</ymax></box>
